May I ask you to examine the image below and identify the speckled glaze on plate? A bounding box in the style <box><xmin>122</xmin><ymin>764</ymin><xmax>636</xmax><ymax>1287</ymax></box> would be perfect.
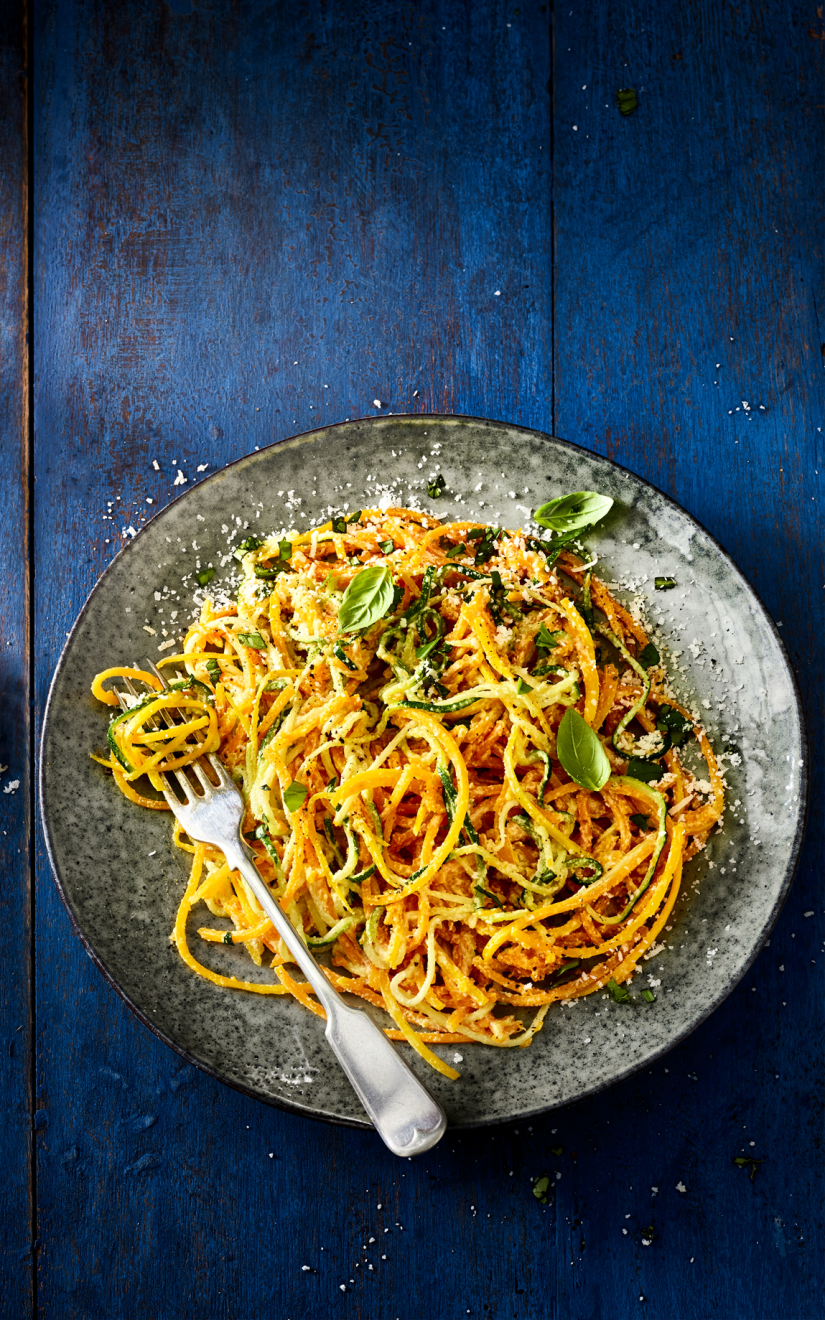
<box><xmin>40</xmin><ymin>417</ymin><xmax>807</xmax><ymax>1129</ymax></box>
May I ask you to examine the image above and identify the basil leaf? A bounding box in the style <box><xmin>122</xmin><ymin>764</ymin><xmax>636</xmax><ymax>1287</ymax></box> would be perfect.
<box><xmin>205</xmin><ymin>658</ymin><xmax>221</xmax><ymax>682</ymax></box>
<box><xmin>338</xmin><ymin>565</ymin><xmax>395</xmax><ymax>633</ymax></box>
<box><xmin>657</xmin><ymin>704</ymin><xmax>692</xmax><ymax>747</ymax></box>
<box><xmin>626</xmin><ymin>758</ymin><xmax>662</xmax><ymax>783</ymax></box>
<box><xmin>536</xmin><ymin>624</ymin><xmax>564</xmax><ymax>651</ymax></box>
<box><xmin>655</xmin><ymin>576</ymin><xmax>676</xmax><ymax>590</ymax></box>
<box><xmin>606</xmin><ymin>977</ymin><xmax>632</xmax><ymax>1004</ymax></box>
<box><xmin>233</xmin><ymin>534</ymin><xmax>264</xmax><ymax>561</ymax></box>
<box><xmin>282</xmin><ymin>780</ymin><xmax>308</xmax><ymax>813</ymax></box>
<box><xmin>639</xmin><ymin>642</ymin><xmax>660</xmax><ymax>668</ymax></box>
<box><xmin>641</xmin><ymin>988</ymin><xmax>656</xmax><ymax>1004</ymax></box>
<box><xmin>379</xmin><ymin>540</ymin><xmax>394</xmax><ymax>554</ymax></box>
<box><xmin>534</xmin><ymin>491</ymin><xmax>613</xmax><ymax>535</ymax></box>
<box><xmin>516</xmin><ymin>677</ymin><xmax>534</xmax><ymax>694</ymax></box>
<box><xmin>196</xmin><ymin>567</ymin><xmax>215</xmax><ymax>586</ymax></box>
<box><xmin>617</xmin><ymin>87</ymin><xmax>638</xmax><ymax>115</ymax></box>
<box><xmin>630</xmin><ymin>812</ymin><xmax>651</xmax><ymax>830</ymax></box>
<box><xmin>556</xmin><ymin>708</ymin><xmax>610</xmax><ymax>791</ymax></box>
<box><xmin>427</xmin><ymin>474</ymin><xmax>446</xmax><ymax>498</ymax></box>
<box><xmin>446</xmin><ymin>543</ymin><xmax>467</xmax><ymax>559</ymax></box>
<box><xmin>532</xmin><ymin>1174</ymin><xmax>551</xmax><ymax>1205</ymax></box>
<box><xmin>237</xmin><ymin>632</ymin><xmax>267</xmax><ymax>650</ymax></box>
<box><xmin>278</xmin><ymin>539</ymin><xmax>292</xmax><ymax>560</ymax></box>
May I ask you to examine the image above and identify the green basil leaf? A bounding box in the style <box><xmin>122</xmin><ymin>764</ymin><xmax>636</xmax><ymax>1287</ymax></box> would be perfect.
<box><xmin>617</xmin><ymin>87</ymin><xmax>638</xmax><ymax>115</ymax></box>
<box><xmin>516</xmin><ymin>677</ymin><xmax>534</xmax><ymax>694</ymax></box>
<box><xmin>654</xmin><ymin>576</ymin><xmax>676</xmax><ymax>590</ymax></box>
<box><xmin>630</xmin><ymin>812</ymin><xmax>651</xmax><ymax>830</ymax></box>
<box><xmin>626</xmin><ymin>758</ymin><xmax>662</xmax><ymax>783</ymax></box>
<box><xmin>283</xmin><ymin>780</ymin><xmax>308</xmax><ymax>813</ymax></box>
<box><xmin>233</xmin><ymin>535</ymin><xmax>264</xmax><ymax>561</ymax></box>
<box><xmin>427</xmin><ymin>474</ymin><xmax>446</xmax><ymax>498</ymax></box>
<box><xmin>379</xmin><ymin>539</ymin><xmax>395</xmax><ymax>554</ymax></box>
<box><xmin>556</xmin><ymin>708</ymin><xmax>610</xmax><ymax>791</ymax></box>
<box><xmin>532</xmin><ymin>1174</ymin><xmax>551</xmax><ymax>1204</ymax></box>
<box><xmin>446</xmin><ymin>543</ymin><xmax>467</xmax><ymax>559</ymax></box>
<box><xmin>205</xmin><ymin>658</ymin><xmax>221</xmax><ymax>682</ymax></box>
<box><xmin>196</xmin><ymin>567</ymin><xmax>215</xmax><ymax>586</ymax></box>
<box><xmin>534</xmin><ymin>491</ymin><xmax>614</xmax><ymax>535</ymax></box>
<box><xmin>606</xmin><ymin>977</ymin><xmax>632</xmax><ymax>1004</ymax></box>
<box><xmin>237</xmin><ymin>632</ymin><xmax>267</xmax><ymax>650</ymax></box>
<box><xmin>641</xmin><ymin>988</ymin><xmax>656</xmax><ymax>1003</ymax></box>
<box><xmin>639</xmin><ymin>642</ymin><xmax>660</xmax><ymax>668</ymax></box>
<box><xmin>278</xmin><ymin>539</ymin><xmax>292</xmax><ymax>560</ymax></box>
<box><xmin>338</xmin><ymin>565</ymin><xmax>395</xmax><ymax>633</ymax></box>
<box><xmin>536</xmin><ymin>624</ymin><xmax>564</xmax><ymax>651</ymax></box>
<box><xmin>657</xmin><ymin>704</ymin><xmax>692</xmax><ymax>747</ymax></box>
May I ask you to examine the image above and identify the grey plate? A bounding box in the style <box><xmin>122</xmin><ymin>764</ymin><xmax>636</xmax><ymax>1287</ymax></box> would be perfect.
<box><xmin>40</xmin><ymin>416</ymin><xmax>807</xmax><ymax>1128</ymax></box>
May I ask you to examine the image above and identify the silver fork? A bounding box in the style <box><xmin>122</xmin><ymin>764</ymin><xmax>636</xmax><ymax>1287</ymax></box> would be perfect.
<box><xmin>113</xmin><ymin>666</ymin><xmax>447</xmax><ymax>1157</ymax></box>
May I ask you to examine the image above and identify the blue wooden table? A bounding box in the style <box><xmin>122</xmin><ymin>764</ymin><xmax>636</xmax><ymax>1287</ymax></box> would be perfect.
<box><xmin>1</xmin><ymin>2</ymin><xmax>822</xmax><ymax>1315</ymax></box>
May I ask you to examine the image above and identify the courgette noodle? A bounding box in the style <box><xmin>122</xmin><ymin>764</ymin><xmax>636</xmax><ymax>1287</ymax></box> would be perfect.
<box><xmin>91</xmin><ymin>506</ymin><xmax>725</xmax><ymax>1078</ymax></box>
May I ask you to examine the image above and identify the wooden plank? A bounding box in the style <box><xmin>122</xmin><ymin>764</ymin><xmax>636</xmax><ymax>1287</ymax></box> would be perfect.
<box><xmin>0</xmin><ymin>2</ymin><xmax>33</xmax><ymax>1315</ymax></box>
<box><xmin>553</xmin><ymin>2</ymin><xmax>824</xmax><ymax>1317</ymax></box>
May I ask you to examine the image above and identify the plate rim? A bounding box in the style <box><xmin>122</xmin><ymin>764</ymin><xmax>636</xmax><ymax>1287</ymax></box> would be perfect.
<box><xmin>38</xmin><ymin>412</ymin><xmax>810</xmax><ymax>1129</ymax></box>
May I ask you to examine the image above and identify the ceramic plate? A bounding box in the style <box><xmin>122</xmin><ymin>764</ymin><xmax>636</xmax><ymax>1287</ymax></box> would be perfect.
<box><xmin>40</xmin><ymin>417</ymin><xmax>807</xmax><ymax>1128</ymax></box>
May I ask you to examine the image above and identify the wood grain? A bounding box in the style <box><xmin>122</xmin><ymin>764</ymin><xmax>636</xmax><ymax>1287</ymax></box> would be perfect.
<box><xmin>26</xmin><ymin>1</ymin><xmax>824</xmax><ymax>1317</ymax></box>
<box><xmin>0</xmin><ymin>2</ymin><xmax>32</xmax><ymax>1315</ymax></box>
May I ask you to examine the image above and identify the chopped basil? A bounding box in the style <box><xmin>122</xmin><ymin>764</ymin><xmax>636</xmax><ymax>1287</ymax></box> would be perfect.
<box><xmin>205</xmin><ymin>658</ymin><xmax>221</xmax><ymax>683</ymax></box>
<box><xmin>338</xmin><ymin>565</ymin><xmax>395</xmax><ymax>633</ymax></box>
<box><xmin>536</xmin><ymin>624</ymin><xmax>564</xmax><ymax>651</ymax></box>
<box><xmin>237</xmin><ymin>632</ymin><xmax>267</xmax><ymax>649</ymax></box>
<box><xmin>733</xmin><ymin>1156</ymin><xmax>764</xmax><ymax>1181</ymax></box>
<box><xmin>446</xmin><ymin>543</ymin><xmax>467</xmax><ymax>558</ymax></box>
<box><xmin>472</xmin><ymin>527</ymin><xmax>501</xmax><ymax>565</ymax></box>
<box><xmin>233</xmin><ymin>534</ymin><xmax>264</xmax><ymax>561</ymax></box>
<box><xmin>641</xmin><ymin>988</ymin><xmax>656</xmax><ymax>1003</ymax></box>
<box><xmin>534</xmin><ymin>491</ymin><xmax>613</xmax><ymax>534</ymax></box>
<box><xmin>630</xmin><ymin>812</ymin><xmax>651</xmax><ymax>830</ymax></box>
<box><xmin>655</xmin><ymin>576</ymin><xmax>676</xmax><ymax>590</ymax></box>
<box><xmin>222</xmin><ymin>930</ymin><xmax>234</xmax><ymax>945</ymax></box>
<box><xmin>617</xmin><ymin>87</ymin><xmax>638</xmax><ymax>115</ymax></box>
<box><xmin>625</xmin><ymin>758</ymin><xmax>662</xmax><ymax>783</ymax></box>
<box><xmin>657</xmin><ymin>704</ymin><xmax>692</xmax><ymax>747</ymax></box>
<box><xmin>331</xmin><ymin>515</ymin><xmax>348</xmax><ymax>533</ymax></box>
<box><xmin>516</xmin><ymin>677</ymin><xmax>534</xmax><ymax>694</ymax></box>
<box><xmin>556</xmin><ymin>708</ymin><xmax>611</xmax><ymax>791</ymax></box>
<box><xmin>532</xmin><ymin>1174</ymin><xmax>551</xmax><ymax>1205</ymax></box>
<box><xmin>606</xmin><ymin>977</ymin><xmax>632</xmax><ymax>1004</ymax></box>
<box><xmin>639</xmin><ymin>642</ymin><xmax>660</xmax><ymax>668</ymax></box>
<box><xmin>379</xmin><ymin>539</ymin><xmax>395</xmax><ymax>554</ymax></box>
<box><xmin>427</xmin><ymin>474</ymin><xmax>446</xmax><ymax>498</ymax></box>
<box><xmin>282</xmin><ymin>780</ymin><xmax>308</xmax><ymax>813</ymax></box>
<box><xmin>196</xmin><ymin>567</ymin><xmax>215</xmax><ymax>586</ymax></box>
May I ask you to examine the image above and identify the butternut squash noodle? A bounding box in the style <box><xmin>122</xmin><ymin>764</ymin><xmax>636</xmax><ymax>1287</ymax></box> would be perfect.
<box><xmin>92</xmin><ymin>506</ymin><xmax>724</xmax><ymax>1080</ymax></box>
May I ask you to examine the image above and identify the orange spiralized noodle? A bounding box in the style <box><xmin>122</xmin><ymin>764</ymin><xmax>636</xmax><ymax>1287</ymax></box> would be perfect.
<box><xmin>90</xmin><ymin>507</ymin><xmax>724</xmax><ymax>1076</ymax></box>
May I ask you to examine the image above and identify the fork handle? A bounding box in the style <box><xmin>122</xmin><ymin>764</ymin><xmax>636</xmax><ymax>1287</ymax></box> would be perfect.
<box><xmin>223</xmin><ymin>844</ymin><xmax>447</xmax><ymax>1157</ymax></box>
